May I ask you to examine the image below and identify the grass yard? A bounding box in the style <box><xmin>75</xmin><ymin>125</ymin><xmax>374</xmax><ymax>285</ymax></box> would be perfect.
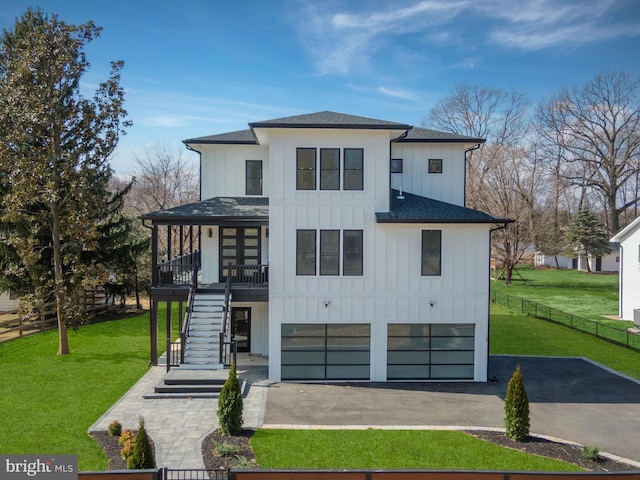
<box><xmin>490</xmin><ymin>303</ymin><xmax>640</xmax><ymax>380</ymax></box>
<box><xmin>491</xmin><ymin>265</ymin><xmax>623</xmax><ymax>327</ymax></box>
<box><xmin>250</xmin><ymin>429</ymin><xmax>581</xmax><ymax>471</ymax></box>
<box><xmin>0</xmin><ymin>303</ymin><xmax>179</xmax><ymax>471</ymax></box>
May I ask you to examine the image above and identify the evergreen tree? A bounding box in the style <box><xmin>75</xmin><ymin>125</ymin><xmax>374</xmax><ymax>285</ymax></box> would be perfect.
<box><xmin>127</xmin><ymin>417</ymin><xmax>155</xmax><ymax>469</ymax></box>
<box><xmin>0</xmin><ymin>8</ymin><xmax>130</xmax><ymax>353</ymax></box>
<box><xmin>217</xmin><ymin>362</ymin><xmax>244</xmax><ymax>436</ymax></box>
<box><xmin>504</xmin><ymin>365</ymin><xmax>530</xmax><ymax>441</ymax></box>
<box><xmin>565</xmin><ymin>206</ymin><xmax>612</xmax><ymax>273</ymax></box>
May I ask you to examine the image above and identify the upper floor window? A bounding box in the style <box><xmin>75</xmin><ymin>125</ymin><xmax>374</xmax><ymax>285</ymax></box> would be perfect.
<box><xmin>296</xmin><ymin>229</ymin><xmax>363</xmax><ymax>276</ymax></box>
<box><xmin>391</xmin><ymin>158</ymin><xmax>403</xmax><ymax>173</ymax></box>
<box><xmin>422</xmin><ymin>230</ymin><xmax>442</xmax><ymax>276</ymax></box>
<box><xmin>428</xmin><ymin>158</ymin><xmax>442</xmax><ymax>174</ymax></box>
<box><xmin>297</xmin><ymin>148</ymin><xmax>316</xmax><ymax>190</ymax></box>
<box><xmin>297</xmin><ymin>148</ymin><xmax>363</xmax><ymax>191</ymax></box>
<box><xmin>344</xmin><ymin>148</ymin><xmax>364</xmax><ymax>190</ymax></box>
<box><xmin>343</xmin><ymin>230</ymin><xmax>363</xmax><ymax>275</ymax></box>
<box><xmin>296</xmin><ymin>229</ymin><xmax>316</xmax><ymax>275</ymax></box>
<box><xmin>246</xmin><ymin>160</ymin><xmax>263</xmax><ymax>195</ymax></box>
<box><xmin>320</xmin><ymin>230</ymin><xmax>340</xmax><ymax>275</ymax></box>
<box><xmin>320</xmin><ymin>148</ymin><xmax>340</xmax><ymax>190</ymax></box>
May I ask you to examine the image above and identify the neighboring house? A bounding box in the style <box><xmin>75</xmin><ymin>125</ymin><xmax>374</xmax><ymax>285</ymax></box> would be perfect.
<box><xmin>611</xmin><ymin>217</ymin><xmax>640</xmax><ymax>323</ymax></box>
<box><xmin>142</xmin><ymin>111</ymin><xmax>510</xmax><ymax>382</ymax></box>
<box><xmin>534</xmin><ymin>244</ymin><xmax>620</xmax><ymax>272</ymax></box>
<box><xmin>0</xmin><ymin>291</ymin><xmax>20</xmax><ymax>312</ymax></box>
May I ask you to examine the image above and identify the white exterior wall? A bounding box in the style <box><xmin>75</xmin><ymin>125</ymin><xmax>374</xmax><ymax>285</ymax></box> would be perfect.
<box><xmin>390</xmin><ymin>143</ymin><xmax>465</xmax><ymax>205</ymax></box>
<box><xmin>267</xmin><ymin>128</ymin><xmax>490</xmax><ymax>381</ymax></box>
<box><xmin>534</xmin><ymin>253</ymin><xmax>574</xmax><ymax>269</ymax></box>
<box><xmin>197</xmin><ymin>144</ymin><xmax>269</xmax><ymax>199</ymax></box>
<box><xmin>619</xmin><ymin>227</ymin><xmax>640</xmax><ymax>321</ymax></box>
<box><xmin>0</xmin><ymin>292</ymin><xmax>19</xmax><ymax>312</ymax></box>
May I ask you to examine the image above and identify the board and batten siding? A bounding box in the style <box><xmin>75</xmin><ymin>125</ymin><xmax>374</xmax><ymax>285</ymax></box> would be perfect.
<box><xmin>390</xmin><ymin>143</ymin><xmax>466</xmax><ymax>205</ymax></box>
<box><xmin>266</xmin><ymin>127</ymin><xmax>490</xmax><ymax>381</ymax></box>
<box><xmin>619</xmin><ymin>224</ymin><xmax>640</xmax><ymax>321</ymax></box>
<box><xmin>199</xmin><ymin>144</ymin><xmax>269</xmax><ymax>199</ymax></box>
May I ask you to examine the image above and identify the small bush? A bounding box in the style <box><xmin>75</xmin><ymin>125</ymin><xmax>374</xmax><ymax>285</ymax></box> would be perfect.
<box><xmin>108</xmin><ymin>421</ymin><xmax>122</xmax><ymax>436</ymax></box>
<box><xmin>233</xmin><ymin>456</ymin><xmax>254</xmax><ymax>469</ymax></box>
<box><xmin>127</xmin><ymin>416</ymin><xmax>156</xmax><ymax>469</ymax></box>
<box><xmin>214</xmin><ymin>442</ymin><xmax>240</xmax><ymax>457</ymax></box>
<box><xmin>581</xmin><ymin>445</ymin><xmax>600</xmax><ymax>461</ymax></box>
<box><xmin>119</xmin><ymin>429</ymin><xmax>135</xmax><ymax>460</ymax></box>
<box><xmin>504</xmin><ymin>364</ymin><xmax>530</xmax><ymax>441</ymax></box>
<box><xmin>217</xmin><ymin>362</ymin><xmax>243</xmax><ymax>436</ymax></box>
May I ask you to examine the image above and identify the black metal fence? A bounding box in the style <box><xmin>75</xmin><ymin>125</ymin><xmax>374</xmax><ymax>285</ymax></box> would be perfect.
<box><xmin>163</xmin><ymin>468</ymin><xmax>228</xmax><ymax>480</ymax></box>
<box><xmin>491</xmin><ymin>290</ymin><xmax>640</xmax><ymax>352</ymax></box>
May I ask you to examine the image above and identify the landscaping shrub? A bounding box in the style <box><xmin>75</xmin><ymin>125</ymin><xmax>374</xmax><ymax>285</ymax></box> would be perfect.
<box><xmin>214</xmin><ymin>441</ymin><xmax>240</xmax><ymax>457</ymax></box>
<box><xmin>108</xmin><ymin>420</ymin><xmax>122</xmax><ymax>436</ymax></box>
<box><xmin>127</xmin><ymin>417</ymin><xmax>155</xmax><ymax>469</ymax></box>
<box><xmin>504</xmin><ymin>364</ymin><xmax>530</xmax><ymax>441</ymax></box>
<box><xmin>217</xmin><ymin>362</ymin><xmax>243</xmax><ymax>436</ymax></box>
<box><xmin>119</xmin><ymin>429</ymin><xmax>135</xmax><ymax>460</ymax></box>
<box><xmin>581</xmin><ymin>445</ymin><xmax>600</xmax><ymax>461</ymax></box>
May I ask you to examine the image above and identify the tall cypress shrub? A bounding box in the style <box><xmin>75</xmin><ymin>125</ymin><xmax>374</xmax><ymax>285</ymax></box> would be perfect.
<box><xmin>127</xmin><ymin>416</ymin><xmax>156</xmax><ymax>469</ymax></box>
<box><xmin>504</xmin><ymin>364</ymin><xmax>530</xmax><ymax>441</ymax></box>
<box><xmin>217</xmin><ymin>361</ymin><xmax>243</xmax><ymax>436</ymax></box>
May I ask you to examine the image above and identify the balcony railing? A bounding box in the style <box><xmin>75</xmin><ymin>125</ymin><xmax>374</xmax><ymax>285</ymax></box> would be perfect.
<box><xmin>225</xmin><ymin>264</ymin><xmax>269</xmax><ymax>285</ymax></box>
<box><xmin>156</xmin><ymin>251</ymin><xmax>201</xmax><ymax>287</ymax></box>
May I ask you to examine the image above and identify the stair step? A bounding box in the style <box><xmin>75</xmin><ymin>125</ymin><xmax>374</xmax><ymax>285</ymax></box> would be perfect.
<box><xmin>154</xmin><ymin>384</ymin><xmax>223</xmax><ymax>394</ymax></box>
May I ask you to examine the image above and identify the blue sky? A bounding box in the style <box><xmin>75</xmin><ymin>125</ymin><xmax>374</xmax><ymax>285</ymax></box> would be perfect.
<box><xmin>1</xmin><ymin>0</ymin><xmax>640</xmax><ymax>174</ymax></box>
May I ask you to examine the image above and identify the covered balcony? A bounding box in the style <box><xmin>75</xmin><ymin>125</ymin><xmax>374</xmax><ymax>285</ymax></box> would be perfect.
<box><xmin>141</xmin><ymin>196</ymin><xmax>269</xmax><ymax>366</ymax></box>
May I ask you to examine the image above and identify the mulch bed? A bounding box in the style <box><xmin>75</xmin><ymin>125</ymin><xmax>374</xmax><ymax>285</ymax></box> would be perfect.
<box><xmin>466</xmin><ymin>430</ymin><xmax>637</xmax><ymax>472</ymax></box>
<box><xmin>89</xmin><ymin>430</ymin><xmax>156</xmax><ymax>470</ymax></box>
<box><xmin>92</xmin><ymin>428</ymin><xmax>637</xmax><ymax>472</ymax></box>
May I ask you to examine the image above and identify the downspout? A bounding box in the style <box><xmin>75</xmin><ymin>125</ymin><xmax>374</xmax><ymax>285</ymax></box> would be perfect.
<box><xmin>464</xmin><ymin>143</ymin><xmax>483</xmax><ymax>207</ymax></box>
<box><xmin>487</xmin><ymin>222</ymin><xmax>509</xmax><ymax>381</ymax></box>
<box><xmin>184</xmin><ymin>142</ymin><xmax>203</xmax><ymax>201</ymax></box>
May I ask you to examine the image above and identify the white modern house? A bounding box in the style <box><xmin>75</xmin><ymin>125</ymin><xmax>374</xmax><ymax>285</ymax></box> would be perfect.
<box><xmin>611</xmin><ymin>217</ymin><xmax>640</xmax><ymax>324</ymax></box>
<box><xmin>142</xmin><ymin>111</ymin><xmax>510</xmax><ymax>382</ymax></box>
<box><xmin>534</xmin><ymin>244</ymin><xmax>620</xmax><ymax>272</ymax></box>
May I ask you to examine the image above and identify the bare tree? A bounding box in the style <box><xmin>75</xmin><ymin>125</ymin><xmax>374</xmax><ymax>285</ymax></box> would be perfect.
<box><xmin>426</xmin><ymin>85</ymin><xmax>538</xmax><ymax>284</ymax></box>
<box><xmin>426</xmin><ymin>85</ymin><xmax>529</xmax><ymax>209</ymax></box>
<box><xmin>126</xmin><ymin>143</ymin><xmax>199</xmax><ymax>216</ymax></box>
<box><xmin>123</xmin><ymin>143</ymin><xmax>200</xmax><ymax>262</ymax></box>
<box><xmin>535</xmin><ymin>70</ymin><xmax>640</xmax><ymax>234</ymax></box>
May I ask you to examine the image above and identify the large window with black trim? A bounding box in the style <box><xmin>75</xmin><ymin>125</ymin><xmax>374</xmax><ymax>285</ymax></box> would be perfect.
<box><xmin>297</xmin><ymin>229</ymin><xmax>363</xmax><ymax>276</ymax></box>
<box><xmin>422</xmin><ymin>230</ymin><xmax>441</xmax><ymax>276</ymax></box>
<box><xmin>281</xmin><ymin>323</ymin><xmax>371</xmax><ymax>380</ymax></box>
<box><xmin>245</xmin><ymin>160</ymin><xmax>263</xmax><ymax>195</ymax></box>
<box><xmin>296</xmin><ymin>148</ymin><xmax>363</xmax><ymax>191</ymax></box>
<box><xmin>387</xmin><ymin>323</ymin><xmax>475</xmax><ymax>380</ymax></box>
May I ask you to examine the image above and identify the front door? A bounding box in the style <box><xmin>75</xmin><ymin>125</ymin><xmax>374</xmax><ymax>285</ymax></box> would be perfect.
<box><xmin>231</xmin><ymin>307</ymin><xmax>251</xmax><ymax>352</ymax></box>
<box><xmin>220</xmin><ymin>227</ymin><xmax>261</xmax><ymax>282</ymax></box>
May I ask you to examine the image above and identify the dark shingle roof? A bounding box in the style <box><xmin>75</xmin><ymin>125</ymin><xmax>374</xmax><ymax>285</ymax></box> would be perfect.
<box><xmin>142</xmin><ymin>197</ymin><xmax>269</xmax><ymax>224</ymax></box>
<box><xmin>376</xmin><ymin>190</ymin><xmax>511</xmax><ymax>224</ymax></box>
<box><xmin>249</xmin><ymin>111</ymin><xmax>412</xmax><ymax>130</ymax></box>
<box><xmin>184</xmin><ymin>129</ymin><xmax>258</xmax><ymax>145</ymax></box>
<box><xmin>395</xmin><ymin>127</ymin><xmax>484</xmax><ymax>144</ymax></box>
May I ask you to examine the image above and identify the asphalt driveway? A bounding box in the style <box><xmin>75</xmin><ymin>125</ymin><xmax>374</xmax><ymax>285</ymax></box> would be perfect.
<box><xmin>261</xmin><ymin>355</ymin><xmax>640</xmax><ymax>463</ymax></box>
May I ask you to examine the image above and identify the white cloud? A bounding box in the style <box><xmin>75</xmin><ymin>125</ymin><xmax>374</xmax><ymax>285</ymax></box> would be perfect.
<box><xmin>293</xmin><ymin>0</ymin><xmax>640</xmax><ymax>74</ymax></box>
<box><xmin>377</xmin><ymin>86</ymin><xmax>418</xmax><ymax>100</ymax></box>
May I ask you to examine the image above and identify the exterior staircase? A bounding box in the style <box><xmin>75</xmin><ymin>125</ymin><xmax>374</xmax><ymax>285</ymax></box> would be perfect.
<box><xmin>182</xmin><ymin>291</ymin><xmax>226</xmax><ymax>370</ymax></box>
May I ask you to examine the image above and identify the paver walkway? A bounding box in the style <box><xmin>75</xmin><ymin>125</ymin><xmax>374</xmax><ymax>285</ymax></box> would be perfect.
<box><xmin>89</xmin><ymin>357</ymin><xmax>269</xmax><ymax>468</ymax></box>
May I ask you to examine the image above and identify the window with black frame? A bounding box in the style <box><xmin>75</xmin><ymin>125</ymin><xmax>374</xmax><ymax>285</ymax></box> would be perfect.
<box><xmin>422</xmin><ymin>230</ymin><xmax>441</xmax><ymax>276</ymax></box>
<box><xmin>296</xmin><ymin>148</ymin><xmax>316</xmax><ymax>190</ymax></box>
<box><xmin>245</xmin><ymin>160</ymin><xmax>262</xmax><ymax>195</ymax></box>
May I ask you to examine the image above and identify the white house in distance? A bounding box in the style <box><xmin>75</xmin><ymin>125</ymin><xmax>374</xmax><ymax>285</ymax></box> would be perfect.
<box><xmin>611</xmin><ymin>216</ymin><xmax>640</xmax><ymax>324</ymax></box>
<box><xmin>142</xmin><ymin>111</ymin><xmax>510</xmax><ymax>382</ymax></box>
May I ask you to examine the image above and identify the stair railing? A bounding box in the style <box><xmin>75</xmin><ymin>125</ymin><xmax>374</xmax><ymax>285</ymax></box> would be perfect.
<box><xmin>220</xmin><ymin>267</ymin><xmax>234</xmax><ymax>365</ymax></box>
<box><xmin>166</xmin><ymin>264</ymin><xmax>199</xmax><ymax>373</ymax></box>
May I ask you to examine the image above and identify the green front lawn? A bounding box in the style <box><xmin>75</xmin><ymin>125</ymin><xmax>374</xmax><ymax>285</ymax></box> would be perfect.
<box><xmin>251</xmin><ymin>429</ymin><xmax>581</xmax><ymax>471</ymax></box>
<box><xmin>0</xmin><ymin>304</ymin><xmax>179</xmax><ymax>471</ymax></box>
